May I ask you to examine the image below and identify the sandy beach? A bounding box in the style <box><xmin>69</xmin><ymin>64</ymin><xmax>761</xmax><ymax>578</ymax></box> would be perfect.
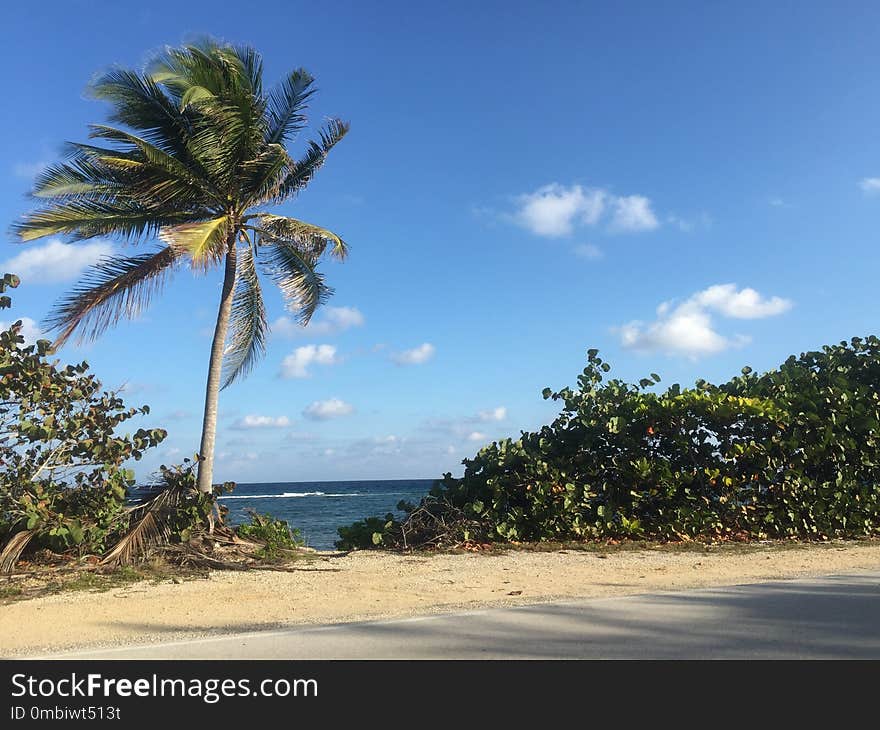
<box><xmin>1</xmin><ymin>541</ymin><xmax>879</xmax><ymax>656</ymax></box>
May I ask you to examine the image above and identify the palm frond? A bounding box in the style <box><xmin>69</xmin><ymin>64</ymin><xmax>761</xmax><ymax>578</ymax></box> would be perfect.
<box><xmin>88</xmin><ymin>125</ymin><xmax>221</xmax><ymax>203</ymax></box>
<box><xmin>100</xmin><ymin>512</ymin><xmax>161</xmax><ymax>567</ymax></box>
<box><xmin>13</xmin><ymin>200</ymin><xmax>197</xmax><ymax>242</ymax></box>
<box><xmin>0</xmin><ymin>530</ymin><xmax>35</xmax><ymax>574</ymax></box>
<box><xmin>150</xmin><ymin>41</ymin><xmax>266</xmax><ymax>171</ymax></box>
<box><xmin>240</xmin><ymin>143</ymin><xmax>292</xmax><ymax>206</ymax></box>
<box><xmin>258</xmin><ymin>236</ymin><xmax>331</xmax><ymax>325</ymax></box>
<box><xmin>274</xmin><ymin>118</ymin><xmax>349</xmax><ymax>201</ymax></box>
<box><xmin>31</xmin><ymin>156</ymin><xmax>126</xmax><ymax>200</ymax></box>
<box><xmin>44</xmin><ymin>246</ymin><xmax>178</xmax><ymax>347</ymax></box>
<box><xmin>250</xmin><ymin>213</ymin><xmax>348</xmax><ymax>260</ymax></box>
<box><xmin>266</xmin><ymin>68</ymin><xmax>315</xmax><ymax>145</ymax></box>
<box><xmin>88</xmin><ymin>67</ymin><xmax>190</xmax><ymax>156</ymax></box>
<box><xmin>232</xmin><ymin>44</ymin><xmax>264</xmax><ymax>97</ymax></box>
<box><xmin>221</xmin><ymin>242</ymin><xmax>267</xmax><ymax>388</ymax></box>
<box><xmin>158</xmin><ymin>215</ymin><xmax>230</xmax><ymax>269</ymax></box>
<box><xmin>101</xmin><ymin>478</ymin><xmax>192</xmax><ymax>567</ymax></box>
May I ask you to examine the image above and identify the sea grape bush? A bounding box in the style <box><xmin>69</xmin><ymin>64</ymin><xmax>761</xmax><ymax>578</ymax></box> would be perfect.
<box><xmin>0</xmin><ymin>273</ymin><xmax>166</xmax><ymax>556</ymax></box>
<box><xmin>338</xmin><ymin>340</ymin><xmax>880</xmax><ymax>549</ymax></box>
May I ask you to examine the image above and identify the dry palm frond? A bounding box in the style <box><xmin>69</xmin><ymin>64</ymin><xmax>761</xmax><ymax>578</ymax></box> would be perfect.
<box><xmin>100</xmin><ymin>479</ymin><xmax>192</xmax><ymax>567</ymax></box>
<box><xmin>44</xmin><ymin>246</ymin><xmax>178</xmax><ymax>347</ymax></box>
<box><xmin>0</xmin><ymin>530</ymin><xmax>35</xmax><ymax>574</ymax></box>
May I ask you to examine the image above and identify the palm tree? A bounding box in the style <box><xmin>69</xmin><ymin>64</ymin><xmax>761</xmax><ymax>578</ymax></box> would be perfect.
<box><xmin>13</xmin><ymin>40</ymin><xmax>349</xmax><ymax>493</ymax></box>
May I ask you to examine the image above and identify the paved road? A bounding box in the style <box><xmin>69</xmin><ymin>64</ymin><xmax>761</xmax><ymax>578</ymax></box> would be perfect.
<box><xmin>48</xmin><ymin>571</ymin><xmax>880</xmax><ymax>659</ymax></box>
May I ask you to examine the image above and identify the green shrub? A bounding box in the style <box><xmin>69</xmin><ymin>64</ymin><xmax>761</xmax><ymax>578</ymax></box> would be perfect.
<box><xmin>335</xmin><ymin>514</ymin><xmax>397</xmax><ymax>550</ymax></box>
<box><xmin>236</xmin><ymin>510</ymin><xmax>303</xmax><ymax>559</ymax></box>
<box><xmin>339</xmin><ymin>338</ymin><xmax>880</xmax><ymax>549</ymax></box>
<box><xmin>0</xmin><ymin>273</ymin><xmax>167</xmax><ymax>567</ymax></box>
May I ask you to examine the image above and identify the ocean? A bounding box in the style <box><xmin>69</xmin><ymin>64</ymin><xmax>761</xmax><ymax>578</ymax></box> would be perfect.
<box><xmin>219</xmin><ymin>479</ymin><xmax>437</xmax><ymax>550</ymax></box>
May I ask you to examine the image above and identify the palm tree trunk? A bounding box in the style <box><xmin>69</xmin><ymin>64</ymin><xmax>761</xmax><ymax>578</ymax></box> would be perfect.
<box><xmin>196</xmin><ymin>236</ymin><xmax>238</xmax><ymax>493</ymax></box>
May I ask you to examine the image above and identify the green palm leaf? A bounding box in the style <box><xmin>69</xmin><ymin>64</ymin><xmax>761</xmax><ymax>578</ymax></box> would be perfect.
<box><xmin>249</xmin><ymin>213</ymin><xmax>348</xmax><ymax>260</ymax></box>
<box><xmin>221</xmin><ymin>242</ymin><xmax>267</xmax><ymax>388</ymax></box>
<box><xmin>13</xmin><ymin>199</ymin><xmax>197</xmax><ymax>242</ymax></box>
<box><xmin>88</xmin><ymin>67</ymin><xmax>190</xmax><ymax>156</ymax></box>
<box><xmin>259</xmin><ymin>237</ymin><xmax>331</xmax><ymax>326</ymax></box>
<box><xmin>274</xmin><ymin>118</ymin><xmax>350</xmax><ymax>201</ymax></box>
<box><xmin>266</xmin><ymin>69</ymin><xmax>315</xmax><ymax>144</ymax></box>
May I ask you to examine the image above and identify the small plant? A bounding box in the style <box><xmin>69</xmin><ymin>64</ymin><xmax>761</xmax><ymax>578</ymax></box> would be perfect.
<box><xmin>335</xmin><ymin>514</ymin><xmax>398</xmax><ymax>550</ymax></box>
<box><xmin>236</xmin><ymin>510</ymin><xmax>303</xmax><ymax>560</ymax></box>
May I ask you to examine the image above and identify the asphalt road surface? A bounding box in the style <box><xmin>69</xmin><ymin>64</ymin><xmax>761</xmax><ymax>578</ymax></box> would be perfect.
<box><xmin>47</xmin><ymin>570</ymin><xmax>880</xmax><ymax>659</ymax></box>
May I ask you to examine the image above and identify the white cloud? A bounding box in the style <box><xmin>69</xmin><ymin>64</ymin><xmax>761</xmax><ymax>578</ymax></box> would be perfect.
<box><xmin>0</xmin><ymin>317</ymin><xmax>42</xmax><ymax>345</ymax></box>
<box><xmin>1</xmin><ymin>239</ymin><xmax>113</xmax><ymax>284</ymax></box>
<box><xmin>477</xmin><ymin>406</ymin><xmax>507</xmax><ymax>422</ymax></box>
<box><xmin>861</xmin><ymin>178</ymin><xmax>880</xmax><ymax>194</ymax></box>
<box><xmin>515</xmin><ymin>184</ymin><xmax>606</xmax><ymax>237</ymax></box>
<box><xmin>391</xmin><ymin>343</ymin><xmax>435</xmax><ymax>365</ymax></box>
<box><xmin>279</xmin><ymin>344</ymin><xmax>339</xmax><ymax>378</ymax></box>
<box><xmin>511</xmin><ymin>183</ymin><xmax>663</xmax><ymax>238</ymax></box>
<box><xmin>467</xmin><ymin>431</ymin><xmax>487</xmax><ymax>442</ymax></box>
<box><xmin>233</xmin><ymin>414</ymin><xmax>291</xmax><ymax>429</ymax></box>
<box><xmin>573</xmin><ymin>243</ymin><xmax>603</xmax><ymax>260</ymax></box>
<box><xmin>618</xmin><ymin>284</ymin><xmax>792</xmax><ymax>357</ymax></box>
<box><xmin>272</xmin><ymin>306</ymin><xmax>365</xmax><ymax>338</ymax></box>
<box><xmin>303</xmin><ymin>398</ymin><xmax>354</xmax><ymax>421</ymax></box>
<box><xmin>609</xmin><ymin>195</ymin><xmax>660</xmax><ymax>232</ymax></box>
<box><xmin>691</xmin><ymin>284</ymin><xmax>792</xmax><ymax>319</ymax></box>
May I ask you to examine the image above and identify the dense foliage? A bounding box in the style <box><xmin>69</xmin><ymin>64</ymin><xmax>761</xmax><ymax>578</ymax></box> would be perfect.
<box><xmin>0</xmin><ymin>273</ymin><xmax>167</xmax><ymax>567</ymax></box>
<box><xmin>338</xmin><ymin>339</ymin><xmax>880</xmax><ymax>549</ymax></box>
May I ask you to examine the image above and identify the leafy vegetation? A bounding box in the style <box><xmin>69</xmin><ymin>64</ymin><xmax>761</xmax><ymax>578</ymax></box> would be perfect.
<box><xmin>13</xmin><ymin>39</ymin><xmax>350</xmax><ymax>493</ymax></box>
<box><xmin>236</xmin><ymin>510</ymin><xmax>304</xmax><ymax>560</ymax></box>
<box><xmin>0</xmin><ymin>273</ymin><xmax>166</xmax><ymax>569</ymax></box>
<box><xmin>0</xmin><ymin>276</ymin><xmax>240</xmax><ymax>572</ymax></box>
<box><xmin>338</xmin><ymin>339</ymin><xmax>880</xmax><ymax>549</ymax></box>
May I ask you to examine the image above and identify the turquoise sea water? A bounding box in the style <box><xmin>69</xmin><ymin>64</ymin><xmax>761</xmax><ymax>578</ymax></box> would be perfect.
<box><xmin>219</xmin><ymin>479</ymin><xmax>436</xmax><ymax>550</ymax></box>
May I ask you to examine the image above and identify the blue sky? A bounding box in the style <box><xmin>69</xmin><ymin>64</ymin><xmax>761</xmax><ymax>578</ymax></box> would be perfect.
<box><xmin>2</xmin><ymin>1</ymin><xmax>879</xmax><ymax>483</ymax></box>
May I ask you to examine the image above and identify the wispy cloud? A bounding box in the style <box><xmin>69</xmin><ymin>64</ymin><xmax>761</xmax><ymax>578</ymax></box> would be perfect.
<box><xmin>1</xmin><ymin>239</ymin><xmax>113</xmax><ymax>284</ymax></box>
<box><xmin>272</xmin><ymin>306</ymin><xmax>365</xmax><ymax>339</ymax></box>
<box><xmin>12</xmin><ymin>160</ymin><xmax>49</xmax><ymax>180</ymax></box>
<box><xmin>302</xmin><ymin>398</ymin><xmax>354</xmax><ymax>421</ymax></box>
<box><xmin>861</xmin><ymin>178</ymin><xmax>880</xmax><ymax>194</ymax></box>
<box><xmin>667</xmin><ymin>212</ymin><xmax>713</xmax><ymax>231</ymax></box>
<box><xmin>476</xmin><ymin>406</ymin><xmax>507</xmax><ymax>422</ymax></box>
<box><xmin>617</xmin><ymin>284</ymin><xmax>792</xmax><ymax>357</ymax></box>
<box><xmin>573</xmin><ymin>243</ymin><xmax>603</xmax><ymax>260</ymax></box>
<box><xmin>279</xmin><ymin>344</ymin><xmax>339</xmax><ymax>378</ymax></box>
<box><xmin>233</xmin><ymin>414</ymin><xmax>291</xmax><ymax>429</ymax></box>
<box><xmin>391</xmin><ymin>342</ymin><xmax>435</xmax><ymax>365</ymax></box>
